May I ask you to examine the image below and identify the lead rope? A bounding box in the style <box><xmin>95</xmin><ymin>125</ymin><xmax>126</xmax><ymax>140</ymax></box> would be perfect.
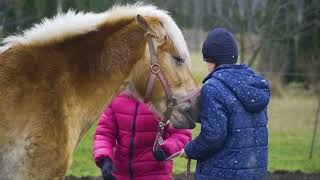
<box><xmin>186</xmin><ymin>158</ymin><xmax>191</xmax><ymax>180</ymax></box>
<box><xmin>165</xmin><ymin>150</ymin><xmax>192</xmax><ymax>180</ymax></box>
<box><xmin>153</xmin><ymin>121</ymin><xmax>192</xmax><ymax>180</ymax></box>
<box><xmin>152</xmin><ymin>121</ymin><xmax>167</xmax><ymax>152</ymax></box>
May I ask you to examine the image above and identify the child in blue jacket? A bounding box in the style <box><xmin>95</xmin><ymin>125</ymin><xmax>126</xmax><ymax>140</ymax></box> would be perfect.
<box><xmin>181</xmin><ymin>28</ymin><xmax>270</xmax><ymax>180</ymax></box>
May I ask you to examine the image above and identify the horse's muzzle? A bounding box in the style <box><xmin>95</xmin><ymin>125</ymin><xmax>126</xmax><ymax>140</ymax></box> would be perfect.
<box><xmin>170</xmin><ymin>97</ymin><xmax>200</xmax><ymax>129</ymax></box>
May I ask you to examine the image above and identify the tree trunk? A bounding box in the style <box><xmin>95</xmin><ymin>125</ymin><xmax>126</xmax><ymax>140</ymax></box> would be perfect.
<box><xmin>57</xmin><ymin>0</ymin><xmax>63</xmax><ymax>13</ymax></box>
<box><xmin>239</xmin><ymin>31</ymin><xmax>245</xmax><ymax>63</ymax></box>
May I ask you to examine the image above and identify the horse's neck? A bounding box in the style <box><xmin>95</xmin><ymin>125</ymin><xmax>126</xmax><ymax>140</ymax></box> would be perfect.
<box><xmin>60</xmin><ymin>20</ymin><xmax>147</xmax><ymax>139</ymax></box>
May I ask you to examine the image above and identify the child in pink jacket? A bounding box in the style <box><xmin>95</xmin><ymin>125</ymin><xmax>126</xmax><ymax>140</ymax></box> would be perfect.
<box><xmin>93</xmin><ymin>92</ymin><xmax>192</xmax><ymax>180</ymax></box>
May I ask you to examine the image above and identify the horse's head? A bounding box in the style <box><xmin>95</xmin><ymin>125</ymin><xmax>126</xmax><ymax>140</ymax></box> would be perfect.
<box><xmin>125</xmin><ymin>14</ymin><xmax>199</xmax><ymax>129</ymax></box>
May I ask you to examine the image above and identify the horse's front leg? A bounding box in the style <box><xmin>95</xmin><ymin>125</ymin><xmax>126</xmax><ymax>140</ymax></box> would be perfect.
<box><xmin>1</xmin><ymin>121</ymin><xmax>71</xmax><ymax>180</ymax></box>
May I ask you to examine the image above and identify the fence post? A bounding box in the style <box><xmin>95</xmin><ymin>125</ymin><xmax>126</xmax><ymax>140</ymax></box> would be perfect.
<box><xmin>309</xmin><ymin>97</ymin><xmax>320</xmax><ymax>159</ymax></box>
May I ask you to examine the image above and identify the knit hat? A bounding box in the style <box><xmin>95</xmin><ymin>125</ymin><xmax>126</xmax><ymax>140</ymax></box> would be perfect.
<box><xmin>202</xmin><ymin>28</ymin><xmax>238</xmax><ymax>64</ymax></box>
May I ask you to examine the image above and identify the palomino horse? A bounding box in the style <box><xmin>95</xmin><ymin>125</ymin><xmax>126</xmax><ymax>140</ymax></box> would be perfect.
<box><xmin>0</xmin><ymin>4</ymin><xmax>198</xmax><ymax>180</ymax></box>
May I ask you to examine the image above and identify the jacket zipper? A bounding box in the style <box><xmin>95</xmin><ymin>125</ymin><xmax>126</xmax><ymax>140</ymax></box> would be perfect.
<box><xmin>129</xmin><ymin>101</ymin><xmax>139</xmax><ymax>180</ymax></box>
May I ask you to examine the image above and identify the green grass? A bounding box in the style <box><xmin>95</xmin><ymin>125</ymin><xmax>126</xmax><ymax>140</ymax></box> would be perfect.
<box><xmin>68</xmin><ymin>127</ymin><xmax>100</xmax><ymax>176</ymax></box>
<box><xmin>267</xmin><ymin>94</ymin><xmax>320</xmax><ymax>173</ymax></box>
<box><xmin>67</xmin><ymin>53</ymin><xmax>320</xmax><ymax>176</ymax></box>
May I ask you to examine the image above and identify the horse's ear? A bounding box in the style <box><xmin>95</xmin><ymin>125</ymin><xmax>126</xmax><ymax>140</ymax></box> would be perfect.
<box><xmin>136</xmin><ymin>14</ymin><xmax>150</xmax><ymax>31</ymax></box>
<box><xmin>136</xmin><ymin>14</ymin><xmax>159</xmax><ymax>39</ymax></box>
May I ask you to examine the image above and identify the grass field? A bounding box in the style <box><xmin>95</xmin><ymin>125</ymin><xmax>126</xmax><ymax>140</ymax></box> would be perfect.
<box><xmin>67</xmin><ymin>54</ymin><xmax>320</xmax><ymax>176</ymax></box>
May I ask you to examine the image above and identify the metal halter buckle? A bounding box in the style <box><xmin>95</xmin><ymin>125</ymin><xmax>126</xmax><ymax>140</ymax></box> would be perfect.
<box><xmin>158</xmin><ymin>121</ymin><xmax>166</xmax><ymax>130</ymax></box>
<box><xmin>150</xmin><ymin>63</ymin><xmax>161</xmax><ymax>74</ymax></box>
<box><xmin>167</xmin><ymin>98</ymin><xmax>177</xmax><ymax>107</ymax></box>
<box><xmin>157</xmin><ymin>137</ymin><xmax>164</xmax><ymax>145</ymax></box>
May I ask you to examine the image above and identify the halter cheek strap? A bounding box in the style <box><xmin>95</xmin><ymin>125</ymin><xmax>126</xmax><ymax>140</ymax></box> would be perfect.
<box><xmin>144</xmin><ymin>36</ymin><xmax>173</xmax><ymax>101</ymax></box>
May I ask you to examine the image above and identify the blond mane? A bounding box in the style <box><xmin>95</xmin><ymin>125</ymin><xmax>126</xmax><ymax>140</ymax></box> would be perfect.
<box><xmin>0</xmin><ymin>3</ymin><xmax>190</xmax><ymax>66</ymax></box>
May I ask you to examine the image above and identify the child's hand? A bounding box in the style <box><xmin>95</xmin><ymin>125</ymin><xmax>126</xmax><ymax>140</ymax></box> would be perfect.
<box><xmin>153</xmin><ymin>148</ymin><xmax>167</xmax><ymax>161</ymax></box>
<box><xmin>100</xmin><ymin>158</ymin><xmax>115</xmax><ymax>180</ymax></box>
<box><xmin>179</xmin><ymin>149</ymin><xmax>189</xmax><ymax>159</ymax></box>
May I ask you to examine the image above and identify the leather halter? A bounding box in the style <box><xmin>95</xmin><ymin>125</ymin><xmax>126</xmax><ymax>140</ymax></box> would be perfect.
<box><xmin>144</xmin><ymin>33</ymin><xmax>197</xmax><ymax>180</ymax></box>
<box><xmin>143</xmin><ymin>34</ymin><xmax>200</xmax><ymax>151</ymax></box>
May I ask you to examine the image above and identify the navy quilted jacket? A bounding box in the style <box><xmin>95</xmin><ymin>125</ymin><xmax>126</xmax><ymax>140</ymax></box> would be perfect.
<box><xmin>185</xmin><ymin>64</ymin><xmax>270</xmax><ymax>180</ymax></box>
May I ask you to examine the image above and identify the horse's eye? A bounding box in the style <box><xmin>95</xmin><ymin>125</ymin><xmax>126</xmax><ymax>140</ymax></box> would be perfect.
<box><xmin>173</xmin><ymin>56</ymin><xmax>185</xmax><ymax>65</ymax></box>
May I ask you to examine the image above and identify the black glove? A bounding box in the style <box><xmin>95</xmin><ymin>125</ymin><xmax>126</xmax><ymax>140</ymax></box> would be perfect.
<box><xmin>100</xmin><ymin>158</ymin><xmax>115</xmax><ymax>180</ymax></box>
<box><xmin>153</xmin><ymin>148</ymin><xmax>167</xmax><ymax>161</ymax></box>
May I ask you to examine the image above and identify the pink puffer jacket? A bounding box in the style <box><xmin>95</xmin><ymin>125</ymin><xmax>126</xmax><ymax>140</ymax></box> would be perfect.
<box><xmin>93</xmin><ymin>93</ymin><xmax>192</xmax><ymax>180</ymax></box>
